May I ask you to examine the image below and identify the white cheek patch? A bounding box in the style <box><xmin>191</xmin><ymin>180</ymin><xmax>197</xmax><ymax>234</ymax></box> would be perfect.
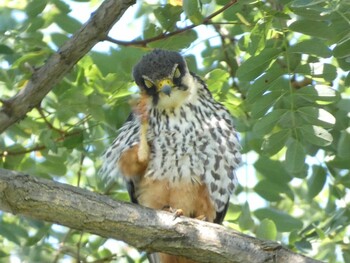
<box><xmin>156</xmin><ymin>73</ymin><xmax>198</xmax><ymax>110</ymax></box>
<box><xmin>157</xmin><ymin>89</ymin><xmax>189</xmax><ymax>110</ymax></box>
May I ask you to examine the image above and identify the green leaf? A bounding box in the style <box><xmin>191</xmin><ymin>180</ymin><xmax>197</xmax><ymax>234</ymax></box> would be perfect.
<box><xmin>285</xmin><ymin>139</ymin><xmax>305</xmax><ymax>173</ymax></box>
<box><xmin>333</xmin><ymin>38</ymin><xmax>350</xmax><ymax>58</ymax></box>
<box><xmin>291</xmin><ymin>0</ymin><xmax>327</xmax><ymax>8</ymax></box>
<box><xmin>0</xmin><ymin>222</ymin><xmax>26</xmax><ymax>245</ymax></box>
<box><xmin>289</xmin><ymin>39</ymin><xmax>332</xmax><ymax>58</ymax></box>
<box><xmin>262</xmin><ymin>129</ymin><xmax>290</xmax><ymax>155</ymax></box>
<box><xmin>295</xmin><ymin>85</ymin><xmax>338</xmax><ymax>104</ymax></box>
<box><xmin>27</xmin><ymin>17</ymin><xmax>46</xmax><ymax>32</ymax></box>
<box><xmin>337</xmin><ymin>130</ymin><xmax>350</xmax><ymax>159</ymax></box>
<box><xmin>150</xmin><ymin>29</ymin><xmax>198</xmax><ymax>50</ymax></box>
<box><xmin>0</xmin><ymin>44</ymin><xmax>14</xmax><ymax>54</ymax></box>
<box><xmin>295</xmin><ymin>240</ymin><xmax>312</xmax><ymax>251</ymax></box>
<box><xmin>256</xmin><ymin>219</ymin><xmax>277</xmax><ymax>240</ymax></box>
<box><xmin>62</xmin><ymin>129</ymin><xmax>84</xmax><ymax>149</ymax></box>
<box><xmin>317</xmin><ymin>64</ymin><xmax>337</xmax><ymax>82</ymax></box>
<box><xmin>53</xmin><ymin>0</ymin><xmax>71</xmax><ymax>14</ymax></box>
<box><xmin>54</xmin><ymin>14</ymin><xmax>82</xmax><ymax>34</ymax></box>
<box><xmin>154</xmin><ymin>5</ymin><xmax>182</xmax><ymax>29</ymax></box>
<box><xmin>206</xmin><ymin>68</ymin><xmax>230</xmax><ymax>94</ymax></box>
<box><xmin>253</xmin><ymin>109</ymin><xmax>288</xmax><ymax>135</ymax></box>
<box><xmin>254</xmin><ymin>208</ymin><xmax>303</xmax><ymax>232</ymax></box>
<box><xmin>11</xmin><ymin>49</ymin><xmax>51</xmax><ymax>69</ymax></box>
<box><xmin>251</xmin><ymin>92</ymin><xmax>281</xmax><ymax>119</ymax></box>
<box><xmin>288</xmin><ymin>20</ymin><xmax>335</xmax><ymax>40</ymax></box>
<box><xmin>254</xmin><ymin>180</ymin><xmax>288</xmax><ymax>202</ymax></box>
<box><xmin>25</xmin><ymin>0</ymin><xmax>48</xmax><ymax>17</ymax></box>
<box><xmin>299</xmin><ymin>125</ymin><xmax>333</xmax><ymax>146</ymax></box>
<box><xmin>307</xmin><ymin>165</ymin><xmax>327</xmax><ymax>199</ymax></box>
<box><xmin>51</xmin><ymin>33</ymin><xmax>70</xmax><ymax>48</ymax></box>
<box><xmin>236</xmin><ymin>48</ymin><xmax>282</xmax><ymax>81</ymax></box>
<box><xmin>246</xmin><ymin>64</ymin><xmax>286</xmax><ymax>103</ymax></box>
<box><xmin>290</xmin><ymin>163</ymin><xmax>308</xmax><ymax>179</ymax></box>
<box><xmin>254</xmin><ymin>157</ymin><xmax>292</xmax><ymax>184</ymax></box>
<box><xmin>183</xmin><ymin>0</ymin><xmax>204</xmax><ymax>24</ymax></box>
<box><xmin>38</xmin><ymin>154</ymin><xmax>67</xmax><ymax>176</ymax></box>
<box><xmin>294</xmin><ymin>63</ymin><xmax>337</xmax><ymax>82</ymax></box>
<box><xmin>25</xmin><ymin>224</ymin><xmax>51</xmax><ymax>246</ymax></box>
<box><xmin>225</xmin><ymin>204</ymin><xmax>242</xmax><ymax>222</ymax></box>
<box><xmin>297</xmin><ymin>106</ymin><xmax>335</xmax><ymax>128</ymax></box>
<box><xmin>238</xmin><ymin>202</ymin><xmax>255</xmax><ymax>230</ymax></box>
<box><xmin>248</xmin><ymin>18</ymin><xmax>270</xmax><ymax>55</ymax></box>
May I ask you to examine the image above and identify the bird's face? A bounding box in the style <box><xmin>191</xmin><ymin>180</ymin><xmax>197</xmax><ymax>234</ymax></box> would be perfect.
<box><xmin>133</xmin><ymin>49</ymin><xmax>194</xmax><ymax>110</ymax></box>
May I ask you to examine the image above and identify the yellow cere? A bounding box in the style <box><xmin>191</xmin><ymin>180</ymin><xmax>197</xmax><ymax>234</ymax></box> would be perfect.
<box><xmin>157</xmin><ymin>79</ymin><xmax>173</xmax><ymax>89</ymax></box>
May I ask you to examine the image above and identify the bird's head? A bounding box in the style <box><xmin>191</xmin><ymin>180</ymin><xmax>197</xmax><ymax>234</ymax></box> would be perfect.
<box><xmin>133</xmin><ymin>49</ymin><xmax>195</xmax><ymax>110</ymax></box>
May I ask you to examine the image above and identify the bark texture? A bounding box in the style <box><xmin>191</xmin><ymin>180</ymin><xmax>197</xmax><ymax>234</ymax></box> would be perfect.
<box><xmin>0</xmin><ymin>169</ymin><xmax>323</xmax><ymax>263</ymax></box>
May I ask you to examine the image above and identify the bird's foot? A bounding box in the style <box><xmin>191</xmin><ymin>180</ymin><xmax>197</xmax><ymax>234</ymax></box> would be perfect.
<box><xmin>162</xmin><ymin>205</ymin><xmax>184</xmax><ymax>220</ymax></box>
<box><xmin>195</xmin><ymin>215</ymin><xmax>207</xmax><ymax>221</ymax></box>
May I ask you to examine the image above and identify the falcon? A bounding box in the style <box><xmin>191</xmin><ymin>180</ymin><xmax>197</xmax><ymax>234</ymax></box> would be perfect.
<box><xmin>100</xmin><ymin>49</ymin><xmax>241</xmax><ymax>263</ymax></box>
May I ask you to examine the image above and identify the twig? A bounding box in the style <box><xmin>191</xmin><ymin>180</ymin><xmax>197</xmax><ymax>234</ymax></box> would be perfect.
<box><xmin>106</xmin><ymin>0</ymin><xmax>238</xmax><ymax>47</ymax></box>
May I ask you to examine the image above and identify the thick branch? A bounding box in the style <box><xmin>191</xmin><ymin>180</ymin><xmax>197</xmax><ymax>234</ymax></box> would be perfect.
<box><xmin>0</xmin><ymin>0</ymin><xmax>135</xmax><ymax>134</ymax></box>
<box><xmin>0</xmin><ymin>169</ymin><xmax>322</xmax><ymax>263</ymax></box>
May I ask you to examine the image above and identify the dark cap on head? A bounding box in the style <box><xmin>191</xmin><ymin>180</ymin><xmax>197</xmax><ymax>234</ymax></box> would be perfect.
<box><xmin>133</xmin><ymin>49</ymin><xmax>186</xmax><ymax>85</ymax></box>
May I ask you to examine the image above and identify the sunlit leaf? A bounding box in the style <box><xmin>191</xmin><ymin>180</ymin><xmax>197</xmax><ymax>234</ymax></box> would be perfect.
<box><xmin>333</xmin><ymin>38</ymin><xmax>350</xmax><ymax>58</ymax></box>
<box><xmin>183</xmin><ymin>0</ymin><xmax>204</xmax><ymax>24</ymax></box>
<box><xmin>295</xmin><ymin>85</ymin><xmax>338</xmax><ymax>104</ymax></box>
<box><xmin>262</xmin><ymin>129</ymin><xmax>290</xmax><ymax>155</ymax></box>
<box><xmin>246</xmin><ymin>64</ymin><xmax>286</xmax><ymax>104</ymax></box>
<box><xmin>297</xmin><ymin>106</ymin><xmax>335</xmax><ymax>129</ymax></box>
<box><xmin>254</xmin><ymin>208</ymin><xmax>303</xmax><ymax>232</ymax></box>
<box><xmin>256</xmin><ymin>219</ymin><xmax>277</xmax><ymax>240</ymax></box>
<box><xmin>289</xmin><ymin>39</ymin><xmax>332</xmax><ymax>58</ymax></box>
<box><xmin>299</xmin><ymin>125</ymin><xmax>333</xmax><ymax>146</ymax></box>
<box><xmin>25</xmin><ymin>0</ymin><xmax>48</xmax><ymax>17</ymax></box>
<box><xmin>236</xmin><ymin>48</ymin><xmax>282</xmax><ymax>81</ymax></box>
<box><xmin>154</xmin><ymin>4</ymin><xmax>182</xmax><ymax>29</ymax></box>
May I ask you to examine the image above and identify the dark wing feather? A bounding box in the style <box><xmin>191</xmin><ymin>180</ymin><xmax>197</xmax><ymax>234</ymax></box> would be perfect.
<box><xmin>126</xmin><ymin>180</ymin><xmax>138</xmax><ymax>204</ymax></box>
<box><xmin>214</xmin><ymin>200</ymin><xmax>230</xmax><ymax>224</ymax></box>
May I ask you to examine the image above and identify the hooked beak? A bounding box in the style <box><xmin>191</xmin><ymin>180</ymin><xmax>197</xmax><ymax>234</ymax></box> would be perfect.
<box><xmin>161</xmin><ymin>85</ymin><xmax>172</xmax><ymax>96</ymax></box>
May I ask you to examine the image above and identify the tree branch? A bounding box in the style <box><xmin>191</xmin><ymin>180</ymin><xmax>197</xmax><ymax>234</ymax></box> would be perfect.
<box><xmin>105</xmin><ymin>0</ymin><xmax>238</xmax><ymax>47</ymax></box>
<box><xmin>0</xmin><ymin>169</ymin><xmax>322</xmax><ymax>263</ymax></box>
<box><xmin>0</xmin><ymin>0</ymin><xmax>136</xmax><ymax>134</ymax></box>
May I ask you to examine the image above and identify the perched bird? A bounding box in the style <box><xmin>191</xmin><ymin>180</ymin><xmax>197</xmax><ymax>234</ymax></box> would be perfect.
<box><xmin>100</xmin><ymin>49</ymin><xmax>241</xmax><ymax>263</ymax></box>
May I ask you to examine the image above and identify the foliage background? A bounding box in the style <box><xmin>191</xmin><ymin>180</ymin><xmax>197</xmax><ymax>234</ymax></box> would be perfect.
<box><xmin>0</xmin><ymin>0</ymin><xmax>349</xmax><ymax>262</ymax></box>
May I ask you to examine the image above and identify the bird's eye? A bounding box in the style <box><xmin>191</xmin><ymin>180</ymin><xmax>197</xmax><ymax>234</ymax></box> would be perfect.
<box><xmin>174</xmin><ymin>67</ymin><xmax>181</xmax><ymax>79</ymax></box>
<box><xmin>144</xmin><ymin>79</ymin><xmax>154</xmax><ymax>89</ymax></box>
